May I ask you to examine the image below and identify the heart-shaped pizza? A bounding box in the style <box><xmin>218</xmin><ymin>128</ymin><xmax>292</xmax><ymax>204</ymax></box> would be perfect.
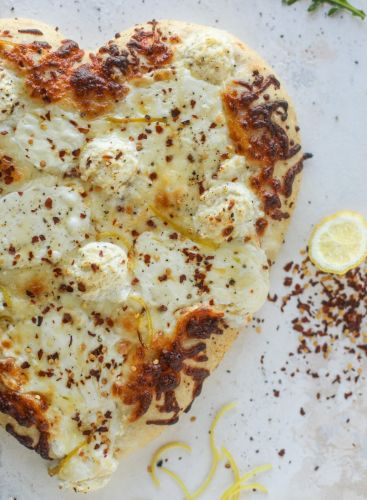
<box><xmin>0</xmin><ymin>18</ymin><xmax>306</xmax><ymax>491</ymax></box>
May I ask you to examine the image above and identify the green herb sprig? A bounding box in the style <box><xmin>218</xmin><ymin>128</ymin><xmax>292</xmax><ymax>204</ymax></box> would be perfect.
<box><xmin>284</xmin><ymin>0</ymin><xmax>366</xmax><ymax>20</ymax></box>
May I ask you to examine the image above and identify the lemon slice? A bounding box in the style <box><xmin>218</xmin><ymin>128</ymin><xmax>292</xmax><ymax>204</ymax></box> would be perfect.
<box><xmin>308</xmin><ymin>211</ymin><xmax>367</xmax><ymax>275</ymax></box>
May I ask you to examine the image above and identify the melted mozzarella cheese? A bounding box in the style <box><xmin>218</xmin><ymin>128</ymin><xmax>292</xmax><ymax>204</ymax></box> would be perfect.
<box><xmin>194</xmin><ymin>182</ymin><xmax>260</xmax><ymax>242</ymax></box>
<box><xmin>0</xmin><ymin>66</ymin><xmax>19</xmax><ymax>121</ymax></box>
<box><xmin>176</xmin><ymin>32</ymin><xmax>236</xmax><ymax>85</ymax></box>
<box><xmin>112</xmin><ymin>66</ymin><xmax>230</xmax><ymax>180</ymax></box>
<box><xmin>208</xmin><ymin>243</ymin><xmax>269</xmax><ymax>321</ymax></box>
<box><xmin>79</xmin><ymin>134</ymin><xmax>138</xmax><ymax>193</ymax></box>
<box><xmin>68</xmin><ymin>242</ymin><xmax>130</xmax><ymax>302</ymax></box>
<box><xmin>134</xmin><ymin>231</ymin><xmax>201</xmax><ymax>333</ymax></box>
<box><xmin>13</xmin><ymin>108</ymin><xmax>86</xmax><ymax>174</ymax></box>
<box><xmin>133</xmin><ymin>230</ymin><xmax>268</xmax><ymax>332</ymax></box>
<box><xmin>0</xmin><ymin>185</ymin><xmax>91</xmax><ymax>269</ymax></box>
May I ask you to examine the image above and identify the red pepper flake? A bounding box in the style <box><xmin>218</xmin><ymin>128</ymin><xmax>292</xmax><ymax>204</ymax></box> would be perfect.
<box><xmin>280</xmin><ymin>253</ymin><xmax>367</xmax><ymax>397</ymax></box>
<box><xmin>170</xmin><ymin>108</ymin><xmax>181</xmax><ymax>119</ymax></box>
<box><xmin>146</xmin><ymin>219</ymin><xmax>156</xmax><ymax>228</ymax></box>
<box><xmin>62</xmin><ymin>312</ymin><xmax>73</xmax><ymax>324</ymax></box>
<box><xmin>222</xmin><ymin>225</ymin><xmax>234</xmax><ymax>237</ymax></box>
<box><xmin>44</xmin><ymin>197</ymin><xmax>53</xmax><ymax>209</ymax></box>
<box><xmin>278</xmin><ymin>449</ymin><xmax>286</xmax><ymax>457</ymax></box>
<box><xmin>357</xmin><ymin>345</ymin><xmax>367</xmax><ymax>356</ymax></box>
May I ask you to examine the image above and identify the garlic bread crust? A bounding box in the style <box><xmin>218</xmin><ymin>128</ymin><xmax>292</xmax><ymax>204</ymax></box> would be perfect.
<box><xmin>0</xmin><ymin>18</ymin><xmax>304</xmax><ymax>491</ymax></box>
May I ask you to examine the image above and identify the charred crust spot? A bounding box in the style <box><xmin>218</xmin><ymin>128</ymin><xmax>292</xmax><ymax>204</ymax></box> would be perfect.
<box><xmin>255</xmin><ymin>217</ymin><xmax>268</xmax><ymax>236</ymax></box>
<box><xmin>114</xmin><ymin>308</ymin><xmax>224</xmax><ymax>425</ymax></box>
<box><xmin>0</xmin><ymin>390</ymin><xmax>51</xmax><ymax>459</ymax></box>
<box><xmin>185</xmin><ymin>312</ymin><xmax>223</xmax><ymax>339</ymax></box>
<box><xmin>222</xmin><ymin>71</ymin><xmax>310</xmax><ymax>227</ymax></box>
<box><xmin>0</xmin><ymin>21</ymin><xmax>172</xmax><ymax>116</ymax></box>
<box><xmin>17</xmin><ymin>29</ymin><xmax>44</xmax><ymax>36</ymax></box>
<box><xmin>70</xmin><ymin>62</ymin><xmax>121</xmax><ymax>96</ymax></box>
<box><xmin>126</xmin><ymin>20</ymin><xmax>173</xmax><ymax>68</ymax></box>
<box><xmin>0</xmin><ymin>21</ymin><xmax>172</xmax><ymax>117</ymax></box>
<box><xmin>6</xmin><ymin>423</ymin><xmax>35</xmax><ymax>449</ymax></box>
<box><xmin>283</xmin><ymin>153</ymin><xmax>313</xmax><ymax>198</ymax></box>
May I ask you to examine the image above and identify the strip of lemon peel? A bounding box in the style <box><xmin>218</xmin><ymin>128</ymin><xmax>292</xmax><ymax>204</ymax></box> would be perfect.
<box><xmin>48</xmin><ymin>441</ymin><xmax>86</xmax><ymax>477</ymax></box>
<box><xmin>221</xmin><ymin>464</ymin><xmax>273</xmax><ymax>500</ymax></box>
<box><xmin>149</xmin><ymin>403</ymin><xmax>272</xmax><ymax>499</ymax></box>
<box><xmin>108</xmin><ymin>116</ymin><xmax>167</xmax><ymax>124</ymax></box>
<box><xmin>149</xmin><ymin>205</ymin><xmax>219</xmax><ymax>251</ymax></box>
<box><xmin>222</xmin><ymin>446</ymin><xmax>240</xmax><ymax>500</ymax></box>
<box><xmin>222</xmin><ymin>482</ymin><xmax>268</xmax><ymax>499</ymax></box>
<box><xmin>0</xmin><ymin>286</ymin><xmax>12</xmax><ymax>308</ymax></box>
<box><xmin>160</xmin><ymin>466</ymin><xmax>193</xmax><ymax>500</ymax></box>
<box><xmin>191</xmin><ymin>402</ymin><xmax>237</xmax><ymax>498</ymax></box>
<box><xmin>149</xmin><ymin>441</ymin><xmax>192</xmax><ymax>487</ymax></box>
<box><xmin>129</xmin><ymin>295</ymin><xmax>154</xmax><ymax>347</ymax></box>
<box><xmin>240</xmin><ymin>463</ymin><xmax>273</xmax><ymax>482</ymax></box>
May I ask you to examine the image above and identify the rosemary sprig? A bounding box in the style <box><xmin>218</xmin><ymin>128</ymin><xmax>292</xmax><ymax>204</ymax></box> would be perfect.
<box><xmin>283</xmin><ymin>0</ymin><xmax>366</xmax><ymax>20</ymax></box>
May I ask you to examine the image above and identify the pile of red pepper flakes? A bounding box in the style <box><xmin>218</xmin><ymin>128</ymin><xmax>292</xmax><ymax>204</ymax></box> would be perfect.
<box><xmin>272</xmin><ymin>252</ymin><xmax>367</xmax><ymax>392</ymax></box>
<box><xmin>279</xmin><ymin>253</ymin><xmax>367</xmax><ymax>358</ymax></box>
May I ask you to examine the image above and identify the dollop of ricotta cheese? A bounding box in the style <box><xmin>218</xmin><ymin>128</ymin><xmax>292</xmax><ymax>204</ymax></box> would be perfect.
<box><xmin>79</xmin><ymin>135</ymin><xmax>138</xmax><ymax>193</ymax></box>
<box><xmin>69</xmin><ymin>242</ymin><xmax>130</xmax><ymax>302</ymax></box>
<box><xmin>178</xmin><ymin>32</ymin><xmax>236</xmax><ymax>85</ymax></box>
<box><xmin>194</xmin><ymin>182</ymin><xmax>260</xmax><ymax>242</ymax></box>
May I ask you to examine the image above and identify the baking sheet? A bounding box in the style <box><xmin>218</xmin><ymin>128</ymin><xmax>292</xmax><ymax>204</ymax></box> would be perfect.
<box><xmin>0</xmin><ymin>0</ymin><xmax>366</xmax><ymax>498</ymax></box>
